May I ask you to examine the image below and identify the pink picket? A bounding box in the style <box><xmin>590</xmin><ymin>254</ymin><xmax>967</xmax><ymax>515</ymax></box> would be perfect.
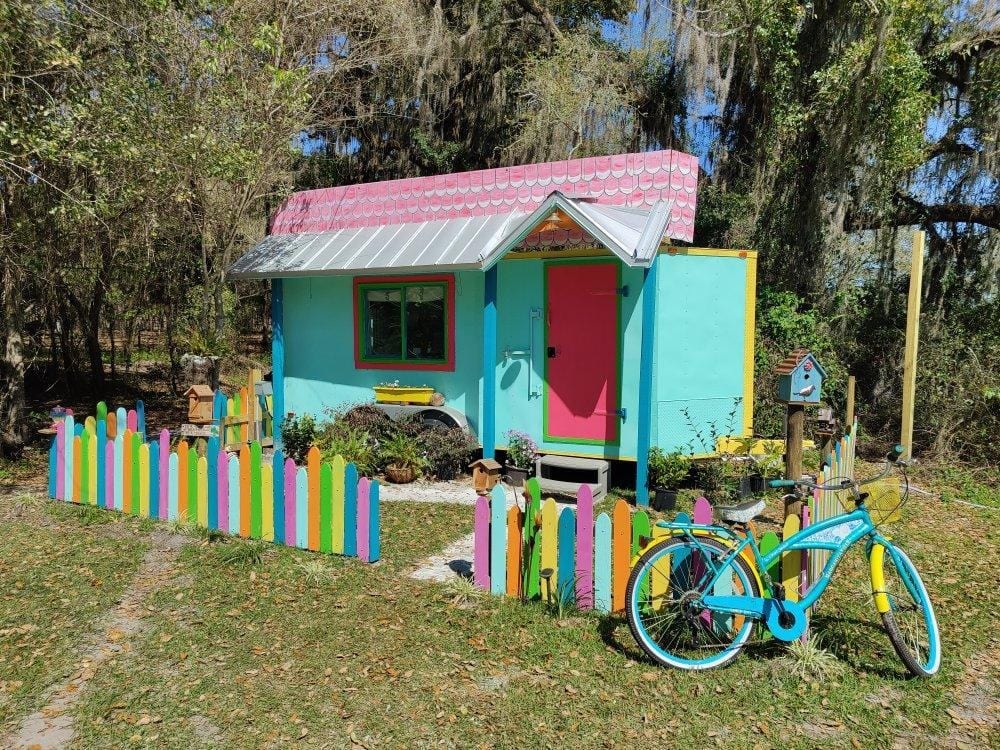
<box><xmin>575</xmin><ymin>484</ymin><xmax>595</xmax><ymax>609</ymax></box>
<box><xmin>692</xmin><ymin>496</ymin><xmax>713</xmax><ymax>524</ymax></box>
<box><xmin>217</xmin><ymin>448</ymin><xmax>229</xmax><ymax>530</ymax></box>
<box><xmin>104</xmin><ymin>440</ymin><xmax>115</xmax><ymax>509</ymax></box>
<box><xmin>127</xmin><ymin>409</ymin><xmax>138</xmax><ymax>433</ymax></box>
<box><xmin>158</xmin><ymin>430</ymin><xmax>170</xmax><ymax>520</ymax></box>
<box><xmin>474</xmin><ymin>495</ymin><xmax>491</xmax><ymax>590</ymax></box>
<box><xmin>284</xmin><ymin>458</ymin><xmax>297</xmax><ymax>546</ymax></box>
<box><xmin>55</xmin><ymin>420</ymin><xmax>65</xmax><ymax>500</ymax></box>
<box><xmin>356</xmin><ymin>477</ymin><xmax>371</xmax><ymax>562</ymax></box>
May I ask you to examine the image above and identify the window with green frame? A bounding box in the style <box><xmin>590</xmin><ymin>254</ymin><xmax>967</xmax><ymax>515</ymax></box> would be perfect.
<box><xmin>357</xmin><ymin>280</ymin><xmax>450</xmax><ymax>364</ymax></box>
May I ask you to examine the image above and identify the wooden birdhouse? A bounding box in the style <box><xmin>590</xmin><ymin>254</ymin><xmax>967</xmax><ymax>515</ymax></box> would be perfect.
<box><xmin>776</xmin><ymin>348</ymin><xmax>826</xmax><ymax>404</ymax></box>
<box><xmin>184</xmin><ymin>385</ymin><xmax>215</xmax><ymax>425</ymax></box>
<box><xmin>469</xmin><ymin>458</ymin><xmax>502</xmax><ymax>495</ymax></box>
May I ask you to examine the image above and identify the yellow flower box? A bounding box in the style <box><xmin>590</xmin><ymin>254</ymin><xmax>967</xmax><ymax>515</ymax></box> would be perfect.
<box><xmin>373</xmin><ymin>385</ymin><xmax>436</xmax><ymax>405</ymax></box>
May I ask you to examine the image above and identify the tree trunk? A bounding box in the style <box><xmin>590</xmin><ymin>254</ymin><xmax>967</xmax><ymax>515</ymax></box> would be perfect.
<box><xmin>0</xmin><ymin>264</ymin><xmax>26</xmax><ymax>458</ymax></box>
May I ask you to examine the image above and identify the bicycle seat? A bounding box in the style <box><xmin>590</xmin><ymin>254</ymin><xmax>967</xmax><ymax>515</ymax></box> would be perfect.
<box><xmin>716</xmin><ymin>498</ymin><xmax>766</xmax><ymax>524</ymax></box>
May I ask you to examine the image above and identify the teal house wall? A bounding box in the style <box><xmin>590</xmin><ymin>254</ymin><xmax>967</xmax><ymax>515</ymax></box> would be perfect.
<box><xmin>281</xmin><ymin>273</ymin><xmax>485</xmax><ymax>433</ymax></box>
<box><xmin>276</xmin><ymin>248</ymin><xmax>756</xmax><ymax>468</ymax></box>
<box><xmin>653</xmin><ymin>251</ymin><xmax>754</xmax><ymax>454</ymax></box>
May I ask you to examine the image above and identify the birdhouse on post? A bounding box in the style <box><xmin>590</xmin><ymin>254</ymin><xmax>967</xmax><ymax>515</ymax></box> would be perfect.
<box><xmin>184</xmin><ymin>385</ymin><xmax>215</xmax><ymax>425</ymax></box>
<box><xmin>775</xmin><ymin>348</ymin><xmax>827</xmax><ymax>519</ymax></box>
<box><xmin>469</xmin><ymin>458</ymin><xmax>502</xmax><ymax>495</ymax></box>
<box><xmin>776</xmin><ymin>348</ymin><xmax>826</xmax><ymax>404</ymax></box>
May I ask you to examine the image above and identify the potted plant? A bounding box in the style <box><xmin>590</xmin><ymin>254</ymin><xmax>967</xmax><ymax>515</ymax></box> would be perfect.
<box><xmin>379</xmin><ymin>433</ymin><xmax>427</xmax><ymax>484</ymax></box>
<box><xmin>503</xmin><ymin>430</ymin><xmax>538</xmax><ymax>488</ymax></box>
<box><xmin>647</xmin><ymin>448</ymin><xmax>689</xmax><ymax>511</ymax></box>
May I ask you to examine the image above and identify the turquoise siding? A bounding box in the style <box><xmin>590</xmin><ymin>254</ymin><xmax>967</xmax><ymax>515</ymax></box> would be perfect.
<box><xmin>493</xmin><ymin>258</ymin><xmax>646</xmax><ymax>460</ymax></box>
<box><xmin>653</xmin><ymin>253</ymin><xmax>750</xmax><ymax>453</ymax></box>
<box><xmin>282</xmin><ymin>273</ymin><xmax>484</xmax><ymax>433</ymax></box>
<box><xmin>278</xmin><ymin>251</ymin><xmax>752</xmax><ymax>462</ymax></box>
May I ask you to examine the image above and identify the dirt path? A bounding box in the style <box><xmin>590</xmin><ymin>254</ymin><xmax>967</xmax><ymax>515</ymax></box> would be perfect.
<box><xmin>3</xmin><ymin>530</ymin><xmax>186</xmax><ymax>750</ymax></box>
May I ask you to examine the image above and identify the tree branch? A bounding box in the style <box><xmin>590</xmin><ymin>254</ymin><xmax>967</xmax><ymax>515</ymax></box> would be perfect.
<box><xmin>845</xmin><ymin>192</ymin><xmax>1000</xmax><ymax>231</ymax></box>
<box><xmin>512</xmin><ymin>0</ymin><xmax>563</xmax><ymax>44</ymax></box>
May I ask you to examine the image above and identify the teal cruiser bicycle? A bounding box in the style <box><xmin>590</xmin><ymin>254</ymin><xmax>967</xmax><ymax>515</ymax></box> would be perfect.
<box><xmin>626</xmin><ymin>446</ymin><xmax>941</xmax><ymax>676</ymax></box>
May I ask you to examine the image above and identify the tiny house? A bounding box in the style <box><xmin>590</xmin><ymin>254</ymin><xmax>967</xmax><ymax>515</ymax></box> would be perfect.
<box><xmin>230</xmin><ymin>150</ymin><xmax>757</xmax><ymax>496</ymax></box>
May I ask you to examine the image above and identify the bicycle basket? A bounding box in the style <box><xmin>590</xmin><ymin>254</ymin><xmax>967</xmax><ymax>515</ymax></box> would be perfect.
<box><xmin>837</xmin><ymin>477</ymin><xmax>902</xmax><ymax>524</ymax></box>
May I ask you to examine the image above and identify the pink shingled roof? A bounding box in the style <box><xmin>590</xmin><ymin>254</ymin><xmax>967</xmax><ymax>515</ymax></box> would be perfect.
<box><xmin>269</xmin><ymin>149</ymin><xmax>698</xmax><ymax>244</ymax></box>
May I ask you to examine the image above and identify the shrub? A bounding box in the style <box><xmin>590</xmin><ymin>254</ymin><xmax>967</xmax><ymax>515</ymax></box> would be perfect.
<box><xmin>648</xmin><ymin>448</ymin><xmax>689</xmax><ymax>489</ymax></box>
<box><xmin>504</xmin><ymin>430</ymin><xmax>539</xmax><ymax>469</ymax></box>
<box><xmin>325</xmin><ymin>403</ymin><xmax>396</xmax><ymax>443</ymax></box>
<box><xmin>319</xmin><ymin>425</ymin><xmax>379</xmax><ymax>477</ymax></box>
<box><xmin>418</xmin><ymin>424</ymin><xmax>479</xmax><ymax>480</ymax></box>
<box><xmin>379</xmin><ymin>432</ymin><xmax>428</xmax><ymax>474</ymax></box>
<box><xmin>281</xmin><ymin>414</ymin><xmax>317</xmax><ymax>463</ymax></box>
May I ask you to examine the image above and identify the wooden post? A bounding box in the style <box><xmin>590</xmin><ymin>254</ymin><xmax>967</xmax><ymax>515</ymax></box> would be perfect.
<box><xmin>784</xmin><ymin>404</ymin><xmax>805</xmax><ymax>518</ymax></box>
<box><xmin>900</xmin><ymin>231</ymin><xmax>925</xmax><ymax>460</ymax></box>
<box><xmin>846</xmin><ymin>375</ymin><xmax>856</xmax><ymax>426</ymax></box>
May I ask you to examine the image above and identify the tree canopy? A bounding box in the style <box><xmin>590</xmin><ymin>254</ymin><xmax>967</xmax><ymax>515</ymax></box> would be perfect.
<box><xmin>1</xmin><ymin>0</ymin><xmax>997</xmax><ymax>461</ymax></box>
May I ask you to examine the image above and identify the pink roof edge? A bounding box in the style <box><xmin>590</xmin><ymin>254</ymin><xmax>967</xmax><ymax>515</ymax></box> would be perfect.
<box><xmin>269</xmin><ymin>149</ymin><xmax>699</xmax><ymax>243</ymax></box>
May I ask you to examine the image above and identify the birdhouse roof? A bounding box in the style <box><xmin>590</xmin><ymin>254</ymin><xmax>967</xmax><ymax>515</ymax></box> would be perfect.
<box><xmin>775</xmin><ymin>348</ymin><xmax>826</xmax><ymax>377</ymax></box>
<box><xmin>184</xmin><ymin>385</ymin><xmax>214</xmax><ymax>398</ymax></box>
<box><xmin>469</xmin><ymin>458</ymin><xmax>502</xmax><ymax>471</ymax></box>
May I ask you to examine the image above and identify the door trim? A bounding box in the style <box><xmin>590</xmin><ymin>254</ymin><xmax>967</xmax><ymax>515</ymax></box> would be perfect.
<box><xmin>543</xmin><ymin>258</ymin><xmax>623</xmax><ymax>446</ymax></box>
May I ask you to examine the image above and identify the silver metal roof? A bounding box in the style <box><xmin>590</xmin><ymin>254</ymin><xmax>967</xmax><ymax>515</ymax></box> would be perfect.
<box><xmin>229</xmin><ymin>193</ymin><xmax>675</xmax><ymax>279</ymax></box>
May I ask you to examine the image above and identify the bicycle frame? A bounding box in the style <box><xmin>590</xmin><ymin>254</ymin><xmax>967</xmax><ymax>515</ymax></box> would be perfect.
<box><xmin>657</xmin><ymin>503</ymin><xmax>893</xmax><ymax>640</ymax></box>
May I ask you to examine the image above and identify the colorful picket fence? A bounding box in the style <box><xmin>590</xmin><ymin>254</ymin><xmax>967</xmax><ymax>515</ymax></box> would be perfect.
<box><xmin>47</xmin><ymin>407</ymin><xmax>379</xmax><ymax>562</ymax></box>
<box><xmin>213</xmin><ymin>368</ymin><xmax>274</xmax><ymax>448</ymax></box>
<box><xmin>473</xmin><ymin>479</ymin><xmax>813</xmax><ymax>617</ymax></box>
<box><xmin>808</xmin><ymin>418</ymin><xmax>859</xmax><ymax>585</ymax></box>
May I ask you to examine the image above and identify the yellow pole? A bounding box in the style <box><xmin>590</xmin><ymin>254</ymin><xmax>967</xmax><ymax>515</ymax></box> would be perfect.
<box><xmin>846</xmin><ymin>375</ymin><xmax>856</xmax><ymax>426</ymax></box>
<box><xmin>900</xmin><ymin>230</ymin><xmax>925</xmax><ymax>460</ymax></box>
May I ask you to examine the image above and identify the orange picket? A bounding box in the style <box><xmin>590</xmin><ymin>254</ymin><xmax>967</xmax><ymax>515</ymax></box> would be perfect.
<box><xmin>72</xmin><ymin>435</ymin><xmax>82</xmax><ymax>502</ymax></box>
<box><xmin>506</xmin><ymin>505</ymin><xmax>523</xmax><ymax>598</ymax></box>
<box><xmin>122</xmin><ymin>429</ymin><xmax>133</xmax><ymax>510</ymax></box>
<box><xmin>612</xmin><ymin>499</ymin><xmax>631</xmax><ymax>612</ymax></box>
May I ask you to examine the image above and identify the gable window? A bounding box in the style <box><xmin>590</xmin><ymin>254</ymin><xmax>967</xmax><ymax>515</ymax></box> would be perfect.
<box><xmin>353</xmin><ymin>275</ymin><xmax>455</xmax><ymax>371</ymax></box>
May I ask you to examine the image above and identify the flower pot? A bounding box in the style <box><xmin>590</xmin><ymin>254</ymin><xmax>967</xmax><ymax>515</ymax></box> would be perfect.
<box><xmin>651</xmin><ymin>487</ymin><xmax>678</xmax><ymax>512</ymax></box>
<box><xmin>739</xmin><ymin>474</ymin><xmax>767</xmax><ymax>498</ymax></box>
<box><xmin>385</xmin><ymin>464</ymin><xmax>417</xmax><ymax>484</ymax></box>
<box><xmin>505</xmin><ymin>464</ymin><xmax>529</xmax><ymax>488</ymax></box>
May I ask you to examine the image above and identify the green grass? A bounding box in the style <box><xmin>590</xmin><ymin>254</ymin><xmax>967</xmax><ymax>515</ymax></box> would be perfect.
<box><xmin>0</xmin><ymin>497</ymin><xmax>147</xmax><ymax>733</ymax></box>
<box><xmin>0</xmin><ymin>472</ymin><xmax>997</xmax><ymax>749</ymax></box>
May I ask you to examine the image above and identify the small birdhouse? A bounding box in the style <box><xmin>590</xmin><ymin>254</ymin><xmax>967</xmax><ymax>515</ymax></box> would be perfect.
<box><xmin>469</xmin><ymin>458</ymin><xmax>502</xmax><ymax>495</ymax></box>
<box><xmin>184</xmin><ymin>385</ymin><xmax>215</xmax><ymax>425</ymax></box>
<box><xmin>776</xmin><ymin>348</ymin><xmax>826</xmax><ymax>404</ymax></box>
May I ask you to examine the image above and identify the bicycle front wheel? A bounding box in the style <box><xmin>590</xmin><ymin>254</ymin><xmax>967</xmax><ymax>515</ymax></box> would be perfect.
<box><xmin>626</xmin><ymin>536</ymin><xmax>760</xmax><ymax>670</ymax></box>
<box><xmin>870</xmin><ymin>543</ymin><xmax>941</xmax><ymax>677</ymax></box>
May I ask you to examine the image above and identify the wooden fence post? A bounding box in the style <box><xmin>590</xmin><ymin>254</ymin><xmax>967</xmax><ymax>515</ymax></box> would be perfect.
<box><xmin>900</xmin><ymin>230</ymin><xmax>925</xmax><ymax>460</ymax></box>
<box><xmin>784</xmin><ymin>404</ymin><xmax>805</xmax><ymax>518</ymax></box>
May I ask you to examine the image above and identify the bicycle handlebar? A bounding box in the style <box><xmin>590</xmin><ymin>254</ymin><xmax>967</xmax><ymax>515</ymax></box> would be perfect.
<box><xmin>766</xmin><ymin>445</ymin><xmax>907</xmax><ymax>494</ymax></box>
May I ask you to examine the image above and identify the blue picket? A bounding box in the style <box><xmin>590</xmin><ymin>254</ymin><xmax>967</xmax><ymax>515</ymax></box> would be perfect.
<box><xmin>557</xmin><ymin>507</ymin><xmax>576</xmax><ymax>605</ymax></box>
<box><xmin>148</xmin><ymin>442</ymin><xmax>160</xmax><ymax>519</ymax></box>
<box><xmin>207</xmin><ymin>436</ymin><xmax>219</xmax><ymax>530</ymax></box>
<box><xmin>368</xmin><ymin>481</ymin><xmax>380</xmax><ymax>562</ymax></box>
<box><xmin>344</xmin><ymin>463</ymin><xmax>358</xmax><ymax>556</ymax></box>
<box><xmin>489</xmin><ymin>484</ymin><xmax>506</xmax><ymax>595</ymax></box>
<box><xmin>594</xmin><ymin>513</ymin><xmax>612</xmax><ymax>614</ymax></box>
<box><xmin>272</xmin><ymin>449</ymin><xmax>285</xmax><ymax>543</ymax></box>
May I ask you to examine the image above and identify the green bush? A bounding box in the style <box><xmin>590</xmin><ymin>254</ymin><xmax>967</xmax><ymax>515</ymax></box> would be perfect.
<box><xmin>319</xmin><ymin>425</ymin><xmax>379</xmax><ymax>477</ymax></box>
<box><xmin>647</xmin><ymin>448</ymin><xmax>689</xmax><ymax>489</ymax></box>
<box><xmin>417</xmin><ymin>423</ymin><xmax>479</xmax><ymax>480</ymax></box>
<box><xmin>379</xmin><ymin>433</ymin><xmax>428</xmax><ymax>474</ymax></box>
<box><xmin>281</xmin><ymin>414</ymin><xmax>317</xmax><ymax>464</ymax></box>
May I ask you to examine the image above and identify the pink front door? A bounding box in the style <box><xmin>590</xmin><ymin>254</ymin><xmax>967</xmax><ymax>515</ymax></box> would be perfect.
<box><xmin>544</xmin><ymin>262</ymin><xmax>620</xmax><ymax>444</ymax></box>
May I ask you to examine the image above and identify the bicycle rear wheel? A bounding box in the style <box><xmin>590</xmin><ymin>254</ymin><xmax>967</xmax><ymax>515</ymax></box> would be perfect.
<box><xmin>626</xmin><ymin>536</ymin><xmax>760</xmax><ymax>670</ymax></box>
<box><xmin>870</xmin><ymin>543</ymin><xmax>941</xmax><ymax>677</ymax></box>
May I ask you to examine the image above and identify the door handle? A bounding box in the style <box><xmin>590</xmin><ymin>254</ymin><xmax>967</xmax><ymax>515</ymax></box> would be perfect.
<box><xmin>547</xmin><ymin>346</ymin><xmax>557</xmax><ymax>358</ymax></box>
